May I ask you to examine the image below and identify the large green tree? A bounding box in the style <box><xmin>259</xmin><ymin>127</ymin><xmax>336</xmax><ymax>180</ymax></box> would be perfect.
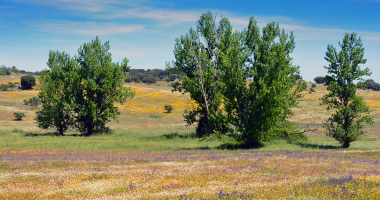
<box><xmin>219</xmin><ymin>17</ymin><xmax>305</xmax><ymax>146</ymax></box>
<box><xmin>37</xmin><ymin>37</ymin><xmax>134</xmax><ymax>136</ymax></box>
<box><xmin>73</xmin><ymin>37</ymin><xmax>135</xmax><ymax>136</ymax></box>
<box><xmin>36</xmin><ymin>51</ymin><xmax>76</xmax><ymax>135</ymax></box>
<box><xmin>321</xmin><ymin>32</ymin><xmax>373</xmax><ymax>148</ymax></box>
<box><xmin>170</xmin><ymin>12</ymin><xmax>228</xmax><ymax>137</ymax></box>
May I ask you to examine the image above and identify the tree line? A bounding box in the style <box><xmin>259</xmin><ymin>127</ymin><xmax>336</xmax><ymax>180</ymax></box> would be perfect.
<box><xmin>33</xmin><ymin>12</ymin><xmax>373</xmax><ymax>148</ymax></box>
<box><xmin>125</xmin><ymin>68</ymin><xmax>183</xmax><ymax>83</ymax></box>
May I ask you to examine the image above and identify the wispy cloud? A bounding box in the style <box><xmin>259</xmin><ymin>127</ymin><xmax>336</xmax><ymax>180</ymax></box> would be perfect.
<box><xmin>36</xmin><ymin>21</ymin><xmax>144</xmax><ymax>36</ymax></box>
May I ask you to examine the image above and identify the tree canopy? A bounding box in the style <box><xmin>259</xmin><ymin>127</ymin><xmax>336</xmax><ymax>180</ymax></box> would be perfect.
<box><xmin>169</xmin><ymin>12</ymin><xmax>304</xmax><ymax>145</ymax></box>
<box><xmin>36</xmin><ymin>37</ymin><xmax>135</xmax><ymax>136</ymax></box>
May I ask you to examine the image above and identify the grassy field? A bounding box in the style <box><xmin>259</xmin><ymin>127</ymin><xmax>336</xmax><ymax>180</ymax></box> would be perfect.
<box><xmin>0</xmin><ymin>75</ymin><xmax>379</xmax><ymax>199</ymax></box>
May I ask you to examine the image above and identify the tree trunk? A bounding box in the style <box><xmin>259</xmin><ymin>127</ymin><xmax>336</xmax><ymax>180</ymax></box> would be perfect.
<box><xmin>342</xmin><ymin>141</ymin><xmax>350</xmax><ymax>148</ymax></box>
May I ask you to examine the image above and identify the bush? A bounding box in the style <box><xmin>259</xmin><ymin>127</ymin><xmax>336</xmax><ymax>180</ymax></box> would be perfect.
<box><xmin>13</xmin><ymin>112</ymin><xmax>25</xmax><ymax>120</ymax></box>
<box><xmin>309</xmin><ymin>88</ymin><xmax>315</xmax><ymax>93</ymax></box>
<box><xmin>0</xmin><ymin>66</ymin><xmax>11</xmax><ymax>75</ymax></box>
<box><xmin>169</xmin><ymin>74</ymin><xmax>178</xmax><ymax>81</ymax></box>
<box><xmin>311</xmin><ymin>83</ymin><xmax>316</xmax><ymax>88</ymax></box>
<box><xmin>314</xmin><ymin>76</ymin><xmax>326</xmax><ymax>84</ymax></box>
<box><xmin>24</xmin><ymin>96</ymin><xmax>41</xmax><ymax>107</ymax></box>
<box><xmin>124</xmin><ymin>77</ymin><xmax>132</xmax><ymax>83</ymax></box>
<box><xmin>365</xmin><ymin>79</ymin><xmax>380</xmax><ymax>91</ymax></box>
<box><xmin>164</xmin><ymin>104</ymin><xmax>173</xmax><ymax>113</ymax></box>
<box><xmin>21</xmin><ymin>75</ymin><xmax>36</xmax><ymax>90</ymax></box>
<box><xmin>142</xmin><ymin>76</ymin><xmax>156</xmax><ymax>84</ymax></box>
<box><xmin>135</xmin><ymin>78</ymin><xmax>141</xmax><ymax>83</ymax></box>
<box><xmin>0</xmin><ymin>84</ymin><xmax>8</xmax><ymax>91</ymax></box>
<box><xmin>165</xmin><ymin>78</ymin><xmax>170</xmax><ymax>82</ymax></box>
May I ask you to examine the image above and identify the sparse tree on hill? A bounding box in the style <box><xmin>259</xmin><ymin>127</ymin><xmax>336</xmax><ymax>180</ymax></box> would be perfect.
<box><xmin>314</xmin><ymin>76</ymin><xmax>326</xmax><ymax>84</ymax></box>
<box><xmin>321</xmin><ymin>32</ymin><xmax>373</xmax><ymax>148</ymax></box>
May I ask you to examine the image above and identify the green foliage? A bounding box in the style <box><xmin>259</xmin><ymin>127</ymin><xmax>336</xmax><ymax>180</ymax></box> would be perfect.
<box><xmin>73</xmin><ymin>37</ymin><xmax>135</xmax><ymax>136</ymax></box>
<box><xmin>321</xmin><ymin>32</ymin><xmax>373</xmax><ymax>148</ymax></box>
<box><xmin>11</xmin><ymin>66</ymin><xmax>20</xmax><ymax>74</ymax></box>
<box><xmin>142</xmin><ymin>76</ymin><xmax>156</xmax><ymax>84</ymax></box>
<box><xmin>220</xmin><ymin>17</ymin><xmax>305</xmax><ymax>146</ymax></box>
<box><xmin>362</xmin><ymin>79</ymin><xmax>380</xmax><ymax>91</ymax></box>
<box><xmin>311</xmin><ymin>83</ymin><xmax>317</xmax><ymax>87</ymax></box>
<box><xmin>169</xmin><ymin>12</ymin><xmax>304</xmax><ymax>144</ymax></box>
<box><xmin>0</xmin><ymin>65</ymin><xmax>11</xmax><ymax>75</ymax></box>
<box><xmin>36</xmin><ymin>51</ymin><xmax>77</xmax><ymax>135</ymax></box>
<box><xmin>13</xmin><ymin>112</ymin><xmax>25</xmax><ymax>120</ymax></box>
<box><xmin>314</xmin><ymin>76</ymin><xmax>327</xmax><ymax>84</ymax></box>
<box><xmin>0</xmin><ymin>84</ymin><xmax>8</xmax><ymax>91</ymax></box>
<box><xmin>169</xmin><ymin>12</ymin><xmax>229</xmax><ymax>137</ymax></box>
<box><xmin>164</xmin><ymin>104</ymin><xmax>173</xmax><ymax>113</ymax></box>
<box><xmin>120</xmin><ymin>58</ymin><xmax>131</xmax><ymax>73</ymax></box>
<box><xmin>310</xmin><ymin>88</ymin><xmax>315</xmax><ymax>93</ymax></box>
<box><xmin>24</xmin><ymin>96</ymin><xmax>41</xmax><ymax>108</ymax></box>
<box><xmin>36</xmin><ymin>37</ymin><xmax>135</xmax><ymax>136</ymax></box>
<box><xmin>20</xmin><ymin>75</ymin><xmax>36</xmax><ymax>90</ymax></box>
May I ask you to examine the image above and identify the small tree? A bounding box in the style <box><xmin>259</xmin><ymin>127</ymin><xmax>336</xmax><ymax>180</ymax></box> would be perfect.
<box><xmin>24</xmin><ymin>97</ymin><xmax>41</xmax><ymax>108</ymax></box>
<box><xmin>314</xmin><ymin>76</ymin><xmax>326</xmax><ymax>84</ymax></box>
<box><xmin>321</xmin><ymin>32</ymin><xmax>373</xmax><ymax>148</ymax></box>
<box><xmin>164</xmin><ymin>104</ymin><xmax>173</xmax><ymax>113</ymax></box>
<box><xmin>21</xmin><ymin>75</ymin><xmax>36</xmax><ymax>90</ymax></box>
<box><xmin>13</xmin><ymin>112</ymin><xmax>25</xmax><ymax>120</ymax></box>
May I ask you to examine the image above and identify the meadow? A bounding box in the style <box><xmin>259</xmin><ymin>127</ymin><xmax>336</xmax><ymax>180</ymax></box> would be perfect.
<box><xmin>0</xmin><ymin>75</ymin><xmax>379</xmax><ymax>199</ymax></box>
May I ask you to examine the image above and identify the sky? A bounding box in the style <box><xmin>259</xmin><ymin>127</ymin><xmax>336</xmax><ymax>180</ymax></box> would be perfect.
<box><xmin>0</xmin><ymin>0</ymin><xmax>379</xmax><ymax>82</ymax></box>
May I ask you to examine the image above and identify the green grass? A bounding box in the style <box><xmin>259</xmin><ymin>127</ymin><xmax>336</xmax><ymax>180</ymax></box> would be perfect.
<box><xmin>1</xmin><ymin>126</ymin><xmax>379</xmax><ymax>151</ymax></box>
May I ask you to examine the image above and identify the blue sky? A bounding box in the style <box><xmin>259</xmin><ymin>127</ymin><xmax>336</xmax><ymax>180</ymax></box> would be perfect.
<box><xmin>0</xmin><ymin>0</ymin><xmax>379</xmax><ymax>82</ymax></box>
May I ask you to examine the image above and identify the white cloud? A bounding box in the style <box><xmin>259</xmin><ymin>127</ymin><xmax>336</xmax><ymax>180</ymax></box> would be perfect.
<box><xmin>36</xmin><ymin>21</ymin><xmax>144</xmax><ymax>36</ymax></box>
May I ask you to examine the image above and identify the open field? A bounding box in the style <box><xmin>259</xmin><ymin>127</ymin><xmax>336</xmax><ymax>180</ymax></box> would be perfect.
<box><xmin>0</xmin><ymin>75</ymin><xmax>380</xmax><ymax>199</ymax></box>
<box><xmin>1</xmin><ymin>148</ymin><xmax>379</xmax><ymax>199</ymax></box>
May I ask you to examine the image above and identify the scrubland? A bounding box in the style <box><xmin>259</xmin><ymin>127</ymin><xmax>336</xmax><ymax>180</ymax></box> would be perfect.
<box><xmin>0</xmin><ymin>76</ymin><xmax>379</xmax><ymax>199</ymax></box>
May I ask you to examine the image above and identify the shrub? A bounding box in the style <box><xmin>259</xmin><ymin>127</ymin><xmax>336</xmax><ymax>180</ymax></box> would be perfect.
<box><xmin>314</xmin><ymin>76</ymin><xmax>326</xmax><ymax>84</ymax></box>
<box><xmin>135</xmin><ymin>78</ymin><xmax>141</xmax><ymax>83</ymax></box>
<box><xmin>0</xmin><ymin>84</ymin><xmax>8</xmax><ymax>91</ymax></box>
<box><xmin>142</xmin><ymin>76</ymin><xmax>156</xmax><ymax>84</ymax></box>
<box><xmin>365</xmin><ymin>79</ymin><xmax>380</xmax><ymax>91</ymax></box>
<box><xmin>21</xmin><ymin>75</ymin><xmax>36</xmax><ymax>90</ymax></box>
<box><xmin>169</xmin><ymin>74</ymin><xmax>178</xmax><ymax>81</ymax></box>
<box><xmin>124</xmin><ymin>77</ymin><xmax>132</xmax><ymax>83</ymax></box>
<box><xmin>0</xmin><ymin>66</ymin><xmax>11</xmax><ymax>75</ymax></box>
<box><xmin>24</xmin><ymin>96</ymin><xmax>41</xmax><ymax>108</ymax></box>
<box><xmin>311</xmin><ymin>83</ymin><xmax>316</xmax><ymax>87</ymax></box>
<box><xmin>310</xmin><ymin>88</ymin><xmax>315</xmax><ymax>92</ymax></box>
<box><xmin>164</xmin><ymin>104</ymin><xmax>173</xmax><ymax>113</ymax></box>
<box><xmin>13</xmin><ymin>112</ymin><xmax>25</xmax><ymax>120</ymax></box>
<box><xmin>165</xmin><ymin>78</ymin><xmax>170</xmax><ymax>82</ymax></box>
<box><xmin>8</xmin><ymin>82</ymin><xmax>14</xmax><ymax>88</ymax></box>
